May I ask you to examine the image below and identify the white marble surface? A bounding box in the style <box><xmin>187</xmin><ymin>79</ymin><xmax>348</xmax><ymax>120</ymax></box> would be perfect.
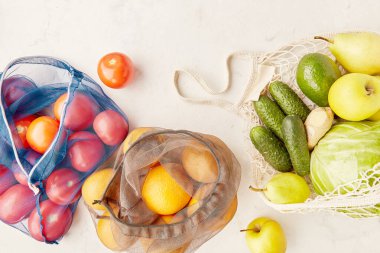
<box><xmin>1</xmin><ymin>0</ymin><xmax>380</xmax><ymax>252</ymax></box>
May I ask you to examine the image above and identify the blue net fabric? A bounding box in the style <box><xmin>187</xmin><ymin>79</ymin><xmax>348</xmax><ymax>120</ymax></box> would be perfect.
<box><xmin>0</xmin><ymin>56</ymin><xmax>128</xmax><ymax>243</ymax></box>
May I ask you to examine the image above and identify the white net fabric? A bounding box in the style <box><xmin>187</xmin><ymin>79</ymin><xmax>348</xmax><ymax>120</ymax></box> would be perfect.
<box><xmin>173</xmin><ymin>35</ymin><xmax>380</xmax><ymax>218</ymax></box>
<box><xmin>240</xmin><ymin>37</ymin><xmax>380</xmax><ymax>218</ymax></box>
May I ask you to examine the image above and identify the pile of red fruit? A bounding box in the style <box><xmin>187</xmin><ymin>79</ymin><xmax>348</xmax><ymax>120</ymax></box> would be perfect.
<box><xmin>0</xmin><ymin>76</ymin><xmax>128</xmax><ymax>242</ymax></box>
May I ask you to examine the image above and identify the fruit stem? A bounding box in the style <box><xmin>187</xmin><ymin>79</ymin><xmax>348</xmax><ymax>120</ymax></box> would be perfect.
<box><xmin>240</xmin><ymin>227</ymin><xmax>261</xmax><ymax>233</ymax></box>
<box><xmin>249</xmin><ymin>186</ymin><xmax>264</xmax><ymax>192</ymax></box>
<box><xmin>92</xmin><ymin>200</ymin><xmax>102</xmax><ymax>205</ymax></box>
<box><xmin>314</xmin><ymin>36</ymin><xmax>333</xmax><ymax>43</ymax></box>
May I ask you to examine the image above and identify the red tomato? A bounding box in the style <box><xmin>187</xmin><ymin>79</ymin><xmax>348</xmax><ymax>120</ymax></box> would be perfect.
<box><xmin>0</xmin><ymin>184</ymin><xmax>36</xmax><ymax>224</ymax></box>
<box><xmin>53</xmin><ymin>93</ymin><xmax>98</xmax><ymax>131</ymax></box>
<box><xmin>68</xmin><ymin>131</ymin><xmax>105</xmax><ymax>172</ymax></box>
<box><xmin>12</xmin><ymin>150</ymin><xmax>40</xmax><ymax>185</ymax></box>
<box><xmin>0</xmin><ymin>165</ymin><xmax>16</xmax><ymax>195</ymax></box>
<box><xmin>97</xmin><ymin>52</ymin><xmax>134</xmax><ymax>89</ymax></box>
<box><xmin>26</xmin><ymin>116</ymin><xmax>59</xmax><ymax>154</ymax></box>
<box><xmin>2</xmin><ymin>76</ymin><xmax>36</xmax><ymax>106</ymax></box>
<box><xmin>15</xmin><ymin>115</ymin><xmax>37</xmax><ymax>149</ymax></box>
<box><xmin>28</xmin><ymin>200</ymin><xmax>73</xmax><ymax>242</ymax></box>
<box><xmin>93</xmin><ymin>110</ymin><xmax>128</xmax><ymax>146</ymax></box>
<box><xmin>46</xmin><ymin>168</ymin><xmax>81</xmax><ymax>205</ymax></box>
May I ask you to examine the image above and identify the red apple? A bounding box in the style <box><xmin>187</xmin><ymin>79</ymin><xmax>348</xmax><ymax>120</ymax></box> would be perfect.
<box><xmin>0</xmin><ymin>184</ymin><xmax>36</xmax><ymax>224</ymax></box>
<box><xmin>12</xmin><ymin>150</ymin><xmax>41</xmax><ymax>185</ymax></box>
<box><xmin>2</xmin><ymin>76</ymin><xmax>36</xmax><ymax>106</ymax></box>
<box><xmin>0</xmin><ymin>165</ymin><xmax>16</xmax><ymax>195</ymax></box>
<box><xmin>68</xmin><ymin>131</ymin><xmax>105</xmax><ymax>172</ymax></box>
<box><xmin>46</xmin><ymin>168</ymin><xmax>81</xmax><ymax>205</ymax></box>
<box><xmin>53</xmin><ymin>92</ymin><xmax>98</xmax><ymax>131</ymax></box>
<box><xmin>28</xmin><ymin>200</ymin><xmax>73</xmax><ymax>242</ymax></box>
<box><xmin>93</xmin><ymin>110</ymin><xmax>128</xmax><ymax>146</ymax></box>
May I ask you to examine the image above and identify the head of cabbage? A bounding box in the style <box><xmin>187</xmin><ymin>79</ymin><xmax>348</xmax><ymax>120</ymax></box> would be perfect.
<box><xmin>311</xmin><ymin>121</ymin><xmax>380</xmax><ymax>195</ymax></box>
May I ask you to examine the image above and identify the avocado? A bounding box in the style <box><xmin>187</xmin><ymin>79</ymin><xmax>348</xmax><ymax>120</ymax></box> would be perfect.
<box><xmin>296</xmin><ymin>53</ymin><xmax>341</xmax><ymax>107</ymax></box>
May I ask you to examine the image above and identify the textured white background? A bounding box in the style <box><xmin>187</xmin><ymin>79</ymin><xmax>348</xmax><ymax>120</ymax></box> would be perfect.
<box><xmin>1</xmin><ymin>0</ymin><xmax>380</xmax><ymax>252</ymax></box>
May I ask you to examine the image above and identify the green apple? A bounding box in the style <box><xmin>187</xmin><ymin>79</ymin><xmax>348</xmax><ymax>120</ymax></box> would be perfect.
<box><xmin>328</xmin><ymin>73</ymin><xmax>380</xmax><ymax>121</ymax></box>
<box><xmin>242</xmin><ymin>217</ymin><xmax>286</xmax><ymax>253</ymax></box>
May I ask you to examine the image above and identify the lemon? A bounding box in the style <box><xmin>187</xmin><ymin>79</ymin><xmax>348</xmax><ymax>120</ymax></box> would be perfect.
<box><xmin>122</xmin><ymin>127</ymin><xmax>153</xmax><ymax>153</ymax></box>
<box><xmin>96</xmin><ymin>212</ymin><xmax>121</xmax><ymax>251</ymax></box>
<box><xmin>82</xmin><ymin>168</ymin><xmax>114</xmax><ymax>211</ymax></box>
<box><xmin>142</xmin><ymin>165</ymin><xmax>192</xmax><ymax>215</ymax></box>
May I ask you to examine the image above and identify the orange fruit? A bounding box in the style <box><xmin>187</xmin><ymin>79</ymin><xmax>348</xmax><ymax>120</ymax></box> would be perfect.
<box><xmin>187</xmin><ymin>183</ymin><xmax>215</xmax><ymax>216</ymax></box>
<box><xmin>142</xmin><ymin>164</ymin><xmax>192</xmax><ymax>215</ymax></box>
<box><xmin>26</xmin><ymin>116</ymin><xmax>59</xmax><ymax>154</ymax></box>
<box><xmin>156</xmin><ymin>214</ymin><xmax>185</xmax><ymax>225</ymax></box>
<box><xmin>82</xmin><ymin>168</ymin><xmax>114</xmax><ymax>211</ymax></box>
<box><xmin>182</xmin><ymin>143</ymin><xmax>218</xmax><ymax>183</ymax></box>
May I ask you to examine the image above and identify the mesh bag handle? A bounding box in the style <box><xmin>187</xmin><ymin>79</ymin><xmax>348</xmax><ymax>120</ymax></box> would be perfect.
<box><xmin>173</xmin><ymin>51</ymin><xmax>276</xmax><ymax>117</ymax></box>
<box><xmin>173</xmin><ymin>34</ymin><xmax>380</xmax><ymax>218</ymax></box>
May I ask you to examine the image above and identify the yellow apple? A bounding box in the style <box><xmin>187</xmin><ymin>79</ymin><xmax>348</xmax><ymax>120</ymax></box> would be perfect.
<box><xmin>328</xmin><ymin>73</ymin><xmax>380</xmax><ymax>121</ymax></box>
<box><xmin>368</xmin><ymin>109</ymin><xmax>380</xmax><ymax>121</ymax></box>
<box><xmin>243</xmin><ymin>217</ymin><xmax>286</xmax><ymax>253</ymax></box>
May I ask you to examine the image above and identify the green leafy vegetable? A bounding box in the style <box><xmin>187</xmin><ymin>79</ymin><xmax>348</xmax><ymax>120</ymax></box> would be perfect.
<box><xmin>311</xmin><ymin>121</ymin><xmax>380</xmax><ymax>195</ymax></box>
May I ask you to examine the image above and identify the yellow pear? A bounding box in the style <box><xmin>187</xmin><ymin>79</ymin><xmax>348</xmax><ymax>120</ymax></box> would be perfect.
<box><xmin>317</xmin><ymin>32</ymin><xmax>380</xmax><ymax>75</ymax></box>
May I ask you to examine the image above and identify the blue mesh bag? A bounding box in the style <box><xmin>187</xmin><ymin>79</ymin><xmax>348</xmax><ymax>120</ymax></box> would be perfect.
<box><xmin>0</xmin><ymin>56</ymin><xmax>129</xmax><ymax>243</ymax></box>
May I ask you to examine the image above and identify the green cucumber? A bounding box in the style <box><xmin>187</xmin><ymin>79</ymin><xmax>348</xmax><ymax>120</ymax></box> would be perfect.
<box><xmin>253</xmin><ymin>95</ymin><xmax>285</xmax><ymax>140</ymax></box>
<box><xmin>250</xmin><ymin>126</ymin><xmax>292</xmax><ymax>172</ymax></box>
<box><xmin>281</xmin><ymin>115</ymin><xmax>310</xmax><ymax>176</ymax></box>
<box><xmin>269</xmin><ymin>81</ymin><xmax>310</xmax><ymax>121</ymax></box>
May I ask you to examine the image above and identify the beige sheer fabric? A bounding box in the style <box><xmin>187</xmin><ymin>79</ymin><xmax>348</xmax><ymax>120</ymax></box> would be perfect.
<box><xmin>88</xmin><ymin>129</ymin><xmax>241</xmax><ymax>252</ymax></box>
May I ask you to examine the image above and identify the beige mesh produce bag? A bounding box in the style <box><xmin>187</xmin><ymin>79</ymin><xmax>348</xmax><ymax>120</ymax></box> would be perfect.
<box><xmin>174</xmin><ymin>33</ymin><xmax>380</xmax><ymax>218</ymax></box>
<box><xmin>88</xmin><ymin>128</ymin><xmax>241</xmax><ymax>252</ymax></box>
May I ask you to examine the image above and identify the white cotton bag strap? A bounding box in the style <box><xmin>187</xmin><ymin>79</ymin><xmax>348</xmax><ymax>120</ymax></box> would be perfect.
<box><xmin>173</xmin><ymin>51</ymin><xmax>276</xmax><ymax>116</ymax></box>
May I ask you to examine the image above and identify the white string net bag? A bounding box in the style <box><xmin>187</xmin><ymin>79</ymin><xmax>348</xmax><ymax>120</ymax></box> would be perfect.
<box><xmin>174</xmin><ymin>34</ymin><xmax>380</xmax><ymax>218</ymax></box>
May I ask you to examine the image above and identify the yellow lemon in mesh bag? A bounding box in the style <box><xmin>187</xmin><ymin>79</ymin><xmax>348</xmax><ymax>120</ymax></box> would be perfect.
<box><xmin>142</xmin><ymin>164</ymin><xmax>192</xmax><ymax>215</ymax></box>
<box><xmin>97</xmin><ymin>212</ymin><xmax>122</xmax><ymax>251</ymax></box>
<box><xmin>82</xmin><ymin>168</ymin><xmax>114</xmax><ymax>211</ymax></box>
<box><xmin>123</xmin><ymin>127</ymin><xmax>154</xmax><ymax>153</ymax></box>
<box><xmin>182</xmin><ymin>142</ymin><xmax>218</xmax><ymax>183</ymax></box>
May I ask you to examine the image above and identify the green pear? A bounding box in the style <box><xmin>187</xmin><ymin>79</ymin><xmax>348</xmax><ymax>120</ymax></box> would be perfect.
<box><xmin>316</xmin><ymin>32</ymin><xmax>380</xmax><ymax>75</ymax></box>
<box><xmin>328</xmin><ymin>73</ymin><xmax>380</xmax><ymax>121</ymax></box>
<box><xmin>251</xmin><ymin>173</ymin><xmax>310</xmax><ymax>204</ymax></box>
<box><xmin>242</xmin><ymin>217</ymin><xmax>286</xmax><ymax>253</ymax></box>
